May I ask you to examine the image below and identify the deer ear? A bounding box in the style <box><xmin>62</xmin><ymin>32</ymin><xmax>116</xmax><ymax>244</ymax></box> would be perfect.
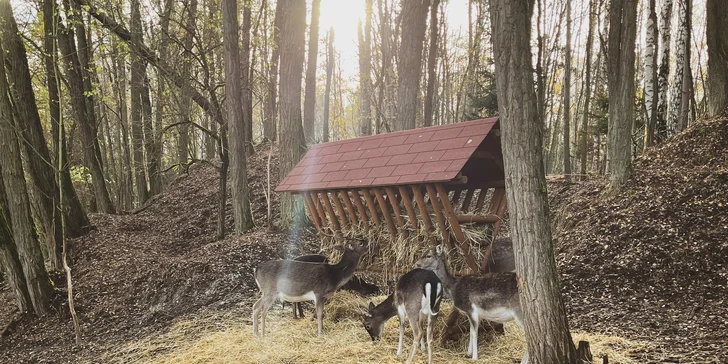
<box><xmin>435</xmin><ymin>244</ymin><xmax>444</xmax><ymax>255</ymax></box>
<box><xmin>368</xmin><ymin>301</ymin><xmax>375</xmax><ymax>310</ymax></box>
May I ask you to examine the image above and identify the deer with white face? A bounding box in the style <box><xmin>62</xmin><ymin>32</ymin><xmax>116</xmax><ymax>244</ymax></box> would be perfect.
<box><xmin>252</xmin><ymin>239</ymin><xmax>368</xmax><ymax>337</ymax></box>
<box><xmin>415</xmin><ymin>245</ymin><xmax>528</xmax><ymax>363</ymax></box>
<box><xmin>362</xmin><ymin>268</ymin><xmax>443</xmax><ymax>364</ymax></box>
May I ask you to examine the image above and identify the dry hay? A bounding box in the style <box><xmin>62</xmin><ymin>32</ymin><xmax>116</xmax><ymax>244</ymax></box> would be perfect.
<box><xmin>104</xmin><ymin>291</ymin><xmax>644</xmax><ymax>364</ymax></box>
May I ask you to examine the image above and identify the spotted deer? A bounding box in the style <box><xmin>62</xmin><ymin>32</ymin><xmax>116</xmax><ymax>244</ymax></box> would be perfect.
<box><xmin>252</xmin><ymin>239</ymin><xmax>367</xmax><ymax>337</ymax></box>
<box><xmin>415</xmin><ymin>245</ymin><xmax>528</xmax><ymax>363</ymax></box>
<box><xmin>362</xmin><ymin>268</ymin><xmax>443</xmax><ymax>364</ymax></box>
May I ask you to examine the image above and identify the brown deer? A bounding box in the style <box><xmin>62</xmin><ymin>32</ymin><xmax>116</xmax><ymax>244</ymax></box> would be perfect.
<box><xmin>415</xmin><ymin>245</ymin><xmax>528</xmax><ymax>363</ymax></box>
<box><xmin>252</xmin><ymin>239</ymin><xmax>367</xmax><ymax>337</ymax></box>
<box><xmin>362</xmin><ymin>268</ymin><xmax>443</xmax><ymax>364</ymax></box>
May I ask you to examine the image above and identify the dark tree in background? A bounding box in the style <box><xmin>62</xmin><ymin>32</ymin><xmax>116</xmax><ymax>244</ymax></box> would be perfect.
<box><xmin>394</xmin><ymin>0</ymin><xmax>429</xmax><ymax>131</ymax></box>
<box><xmin>358</xmin><ymin>0</ymin><xmax>373</xmax><ymax>136</ymax></box>
<box><xmin>303</xmin><ymin>0</ymin><xmax>321</xmax><ymax>143</ymax></box>
<box><xmin>489</xmin><ymin>0</ymin><xmax>579</xmax><ymax>362</ymax></box>
<box><xmin>706</xmin><ymin>0</ymin><xmax>728</xmax><ymax>116</ymax></box>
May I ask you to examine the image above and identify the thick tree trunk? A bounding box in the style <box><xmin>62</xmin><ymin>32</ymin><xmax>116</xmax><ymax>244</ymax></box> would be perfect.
<box><xmin>669</xmin><ymin>0</ymin><xmax>691</xmax><ymax>134</ymax></box>
<box><xmin>580</xmin><ymin>0</ymin><xmax>596</xmax><ymax>175</ymax></box>
<box><xmin>130</xmin><ymin>0</ymin><xmax>149</xmax><ymax>205</ymax></box>
<box><xmin>323</xmin><ymin>29</ymin><xmax>334</xmax><ymax>143</ymax></box>
<box><xmin>607</xmin><ymin>0</ymin><xmax>637</xmax><ymax>188</ymax></box>
<box><xmin>277</xmin><ymin>0</ymin><xmax>307</xmax><ymax>227</ymax></box>
<box><xmin>177</xmin><ymin>0</ymin><xmax>198</xmax><ymax>171</ymax></box>
<box><xmin>656</xmin><ymin>0</ymin><xmax>673</xmax><ymax>142</ymax></box>
<box><xmin>489</xmin><ymin>1</ymin><xmax>578</xmax><ymax>362</ymax></box>
<box><xmin>222</xmin><ymin>0</ymin><xmax>254</xmax><ymax>234</ymax></box>
<box><xmin>0</xmin><ymin>53</ymin><xmax>55</xmax><ymax>316</ymax></box>
<box><xmin>265</xmin><ymin>2</ymin><xmax>282</xmax><ymax>143</ymax></box>
<box><xmin>644</xmin><ymin>0</ymin><xmax>659</xmax><ymax>147</ymax></box>
<box><xmin>706</xmin><ymin>0</ymin><xmax>728</xmax><ymax>116</ymax></box>
<box><xmin>241</xmin><ymin>0</ymin><xmax>254</xmax><ymax>156</ymax></box>
<box><xmin>395</xmin><ymin>0</ymin><xmax>429</xmax><ymax>131</ymax></box>
<box><xmin>358</xmin><ymin>0</ymin><xmax>374</xmax><ymax>136</ymax></box>
<box><xmin>303</xmin><ymin>0</ymin><xmax>321</xmax><ymax>142</ymax></box>
<box><xmin>0</xmin><ymin>170</ymin><xmax>32</xmax><ymax>313</ymax></box>
<box><xmin>677</xmin><ymin>1</ymin><xmax>693</xmax><ymax>132</ymax></box>
<box><xmin>423</xmin><ymin>0</ymin><xmax>440</xmax><ymax>127</ymax></box>
<box><xmin>563</xmin><ymin>0</ymin><xmax>572</xmax><ymax>177</ymax></box>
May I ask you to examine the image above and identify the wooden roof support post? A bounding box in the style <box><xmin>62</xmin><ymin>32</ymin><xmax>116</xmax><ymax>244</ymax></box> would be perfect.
<box><xmin>397</xmin><ymin>186</ymin><xmax>420</xmax><ymax>231</ymax></box>
<box><xmin>319</xmin><ymin>191</ymin><xmax>342</xmax><ymax>232</ymax></box>
<box><xmin>373</xmin><ymin>188</ymin><xmax>398</xmax><ymax>238</ymax></box>
<box><xmin>384</xmin><ymin>187</ymin><xmax>407</xmax><ymax>233</ymax></box>
<box><xmin>350</xmin><ymin>190</ymin><xmax>370</xmax><ymax>225</ymax></box>
<box><xmin>436</xmin><ymin>183</ymin><xmax>479</xmax><ymax>273</ymax></box>
<box><xmin>302</xmin><ymin>192</ymin><xmax>322</xmax><ymax>233</ymax></box>
<box><xmin>461</xmin><ymin>189</ymin><xmax>475</xmax><ymax>212</ymax></box>
<box><xmin>475</xmin><ymin>188</ymin><xmax>488</xmax><ymax>212</ymax></box>
<box><xmin>312</xmin><ymin>191</ymin><xmax>331</xmax><ymax>231</ymax></box>
<box><xmin>452</xmin><ymin>189</ymin><xmax>463</xmax><ymax>205</ymax></box>
<box><xmin>339</xmin><ymin>190</ymin><xmax>360</xmax><ymax>228</ymax></box>
<box><xmin>491</xmin><ymin>191</ymin><xmax>508</xmax><ymax>239</ymax></box>
<box><xmin>425</xmin><ymin>184</ymin><xmax>454</xmax><ymax>251</ymax></box>
<box><xmin>330</xmin><ymin>191</ymin><xmax>350</xmax><ymax>230</ymax></box>
<box><xmin>359</xmin><ymin>189</ymin><xmax>381</xmax><ymax>226</ymax></box>
<box><xmin>411</xmin><ymin>185</ymin><xmax>434</xmax><ymax>232</ymax></box>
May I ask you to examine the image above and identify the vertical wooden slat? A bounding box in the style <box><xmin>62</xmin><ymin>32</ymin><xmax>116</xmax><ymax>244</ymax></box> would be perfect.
<box><xmin>360</xmin><ymin>189</ymin><xmax>381</xmax><ymax>226</ymax></box>
<box><xmin>488</xmin><ymin>188</ymin><xmax>506</xmax><ymax>214</ymax></box>
<box><xmin>475</xmin><ymin>188</ymin><xmax>488</xmax><ymax>211</ymax></box>
<box><xmin>302</xmin><ymin>192</ymin><xmax>322</xmax><ymax>233</ymax></box>
<box><xmin>339</xmin><ymin>190</ymin><xmax>360</xmax><ymax>227</ymax></box>
<box><xmin>384</xmin><ymin>187</ymin><xmax>406</xmax><ymax>230</ymax></box>
<box><xmin>491</xmin><ymin>192</ymin><xmax>508</xmax><ymax>239</ymax></box>
<box><xmin>373</xmin><ymin>188</ymin><xmax>398</xmax><ymax>238</ymax></box>
<box><xmin>452</xmin><ymin>189</ymin><xmax>463</xmax><ymax>204</ymax></box>
<box><xmin>436</xmin><ymin>183</ymin><xmax>479</xmax><ymax>273</ymax></box>
<box><xmin>397</xmin><ymin>186</ymin><xmax>420</xmax><ymax>230</ymax></box>
<box><xmin>351</xmin><ymin>189</ymin><xmax>370</xmax><ymax>224</ymax></box>
<box><xmin>319</xmin><ymin>191</ymin><xmax>341</xmax><ymax>232</ymax></box>
<box><xmin>425</xmin><ymin>184</ymin><xmax>453</xmax><ymax>250</ymax></box>
<box><xmin>312</xmin><ymin>191</ymin><xmax>330</xmax><ymax>230</ymax></box>
<box><xmin>330</xmin><ymin>191</ymin><xmax>349</xmax><ymax>230</ymax></box>
<box><xmin>411</xmin><ymin>185</ymin><xmax>433</xmax><ymax>232</ymax></box>
<box><xmin>461</xmin><ymin>189</ymin><xmax>475</xmax><ymax>212</ymax></box>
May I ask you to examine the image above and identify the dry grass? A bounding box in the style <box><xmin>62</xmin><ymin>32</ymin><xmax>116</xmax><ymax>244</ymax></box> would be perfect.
<box><xmin>102</xmin><ymin>291</ymin><xmax>644</xmax><ymax>364</ymax></box>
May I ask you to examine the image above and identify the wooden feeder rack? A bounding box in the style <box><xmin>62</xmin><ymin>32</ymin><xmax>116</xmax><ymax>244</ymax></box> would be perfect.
<box><xmin>276</xmin><ymin>117</ymin><xmax>507</xmax><ymax>274</ymax></box>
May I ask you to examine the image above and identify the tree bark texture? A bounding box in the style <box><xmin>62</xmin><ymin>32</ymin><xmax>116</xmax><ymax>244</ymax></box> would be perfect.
<box><xmin>0</xmin><ymin>168</ymin><xmax>32</xmax><ymax>312</ymax></box>
<box><xmin>222</xmin><ymin>0</ymin><xmax>254</xmax><ymax>234</ymax></box>
<box><xmin>562</xmin><ymin>0</ymin><xmax>572</xmax><ymax>177</ymax></box>
<box><xmin>580</xmin><ymin>0</ymin><xmax>596</xmax><ymax>175</ymax></box>
<box><xmin>323</xmin><ymin>29</ymin><xmax>334</xmax><ymax>143</ymax></box>
<box><xmin>241</xmin><ymin>0</ymin><xmax>254</xmax><ymax>156</ymax></box>
<box><xmin>358</xmin><ymin>0</ymin><xmax>374</xmax><ymax>136</ymax></box>
<box><xmin>423</xmin><ymin>0</ymin><xmax>440</xmax><ymax>127</ymax></box>
<box><xmin>277</xmin><ymin>0</ymin><xmax>307</xmax><ymax>227</ymax></box>
<box><xmin>303</xmin><ymin>0</ymin><xmax>320</xmax><ymax>142</ymax></box>
<box><xmin>656</xmin><ymin>0</ymin><xmax>673</xmax><ymax>142</ymax></box>
<box><xmin>489</xmin><ymin>0</ymin><xmax>579</xmax><ymax>363</ymax></box>
<box><xmin>265</xmin><ymin>1</ymin><xmax>282</xmax><ymax>142</ymax></box>
<box><xmin>607</xmin><ymin>0</ymin><xmax>637</xmax><ymax>188</ymax></box>
<box><xmin>0</xmin><ymin>52</ymin><xmax>55</xmax><ymax>316</ymax></box>
<box><xmin>706</xmin><ymin>0</ymin><xmax>728</xmax><ymax>116</ymax></box>
<box><xmin>395</xmin><ymin>0</ymin><xmax>429</xmax><ymax>131</ymax></box>
<box><xmin>129</xmin><ymin>0</ymin><xmax>149</xmax><ymax>205</ymax></box>
<box><xmin>644</xmin><ymin>0</ymin><xmax>658</xmax><ymax>147</ymax></box>
<box><xmin>668</xmin><ymin>0</ymin><xmax>691</xmax><ymax>134</ymax></box>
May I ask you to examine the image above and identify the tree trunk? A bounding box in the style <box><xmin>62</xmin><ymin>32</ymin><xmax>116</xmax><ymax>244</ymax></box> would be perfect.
<box><xmin>677</xmin><ymin>0</ymin><xmax>693</xmax><ymax>133</ymax></box>
<box><xmin>489</xmin><ymin>1</ymin><xmax>578</xmax><ymax>362</ymax></box>
<box><xmin>0</xmin><ymin>169</ymin><xmax>32</xmax><ymax>313</ymax></box>
<box><xmin>323</xmin><ymin>29</ymin><xmax>334</xmax><ymax>143</ymax></box>
<box><xmin>177</xmin><ymin>0</ymin><xmax>198</xmax><ymax>171</ymax></box>
<box><xmin>142</xmin><ymin>71</ymin><xmax>160</xmax><ymax>195</ymax></box>
<box><xmin>644</xmin><ymin>0</ymin><xmax>659</xmax><ymax>147</ymax></box>
<box><xmin>153</xmin><ymin>0</ymin><xmax>174</xmax><ymax>191</ymax></box>
<box><xmin>607</xmin><ymin>0</ymin><xmax>637</xmax><ymax>188</ymax></box>
<box><xmin>303</xmin><ymin>0</ymin><xmax>321</xmax><ymax>142</ymax></box>
<box><xmin>222</xmin><ymin>0</ymin><xmax>254</xmax><ymax>234</ymax></box>
<box><xmin>265</xmin><ymin>1</ymin><xmax>282</xmax><ymax>143</ymax></box>
<box><xmin>668</xmin><ymin>0</ymin><xmax>691</xmax><ymax>134</ymax></box>
<box><xmin>656</xmin><ymin>0</ymin><xmax>673</xmax><ymax>142</ymax></box>
<box><xmin>580</xmin><ymin>0</ymin><xmax>596</xmax><ymax>175</ymax></box>
<box><xmin>241</xmin><ymin>0</ymin><xmax>254</xmax><ymax>156</ymax></box>
<box><xmin>563</xmin><ymin>0</ymin><xmax>572</xmax><ymax>178</ymax></box>
<box><xmin>0</xmin><ymin>52</ymin><xmax>55</xmax><ymax>316</ymax></box>
<box><xmin>423</xmin><ymin>0</ymin><xmax>440</xmax><ymax>127</ymax></box>
<box><xmin>358</xmin><ymin>0</ymin><xmax>374</xmax><ymax>136</ymax></box>
<box><xmin>277</xmin><ymin>0</ymin><xmax>307</xmax><ymax>227</ymax></box>
<box><xmin>395</xmin><ymin>0</ymin><xmax>429</xmax><ymax>131</ymax></box>
<box><xmin>706</xmin><ymin>0</ymin><xmax>728</xmax><ymax>116</ymax></box>
<box><xmin>129</xmin><ymin>0</ymin><xmax>149</xmax><ymax>205</ymax></box>
<box><xmin>113</xmin><ymin>41</ymin><xmax>134</xmax><ymax>211</ymax></box>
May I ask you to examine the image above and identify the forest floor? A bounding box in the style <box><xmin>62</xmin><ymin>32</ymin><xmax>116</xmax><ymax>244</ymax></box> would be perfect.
<box><xmin>1</xmin><ymin>115</ymin><xmax>726</xmax><ymax>363</ymax></box>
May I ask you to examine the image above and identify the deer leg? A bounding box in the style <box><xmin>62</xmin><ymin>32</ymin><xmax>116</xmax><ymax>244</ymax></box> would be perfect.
<box><xmin>396</xmin><ymin>306</ymin><xmax>406</xmax><ymax>356</ymax></box>
<box><xmin>259</xmin><ymin>295</ymin><xmax>276</xmax><ymax>337</ymax></box>
<box><xmin>426</xmin><ymin>313</ymin><xmax>433</xmax><ymax>364</ymax></box>
<box><xmin>405</xmin><ymin>313</ymin><xmax>422</xmax><ymax>364</ymax></box>
<box><xmin>418</xmin><ymin>312</ymin><xmax>426</xmax><ymax>350</ymax></box>
<box><xmin>315</xmin><ymin>297</ymin><xmax>324</xmax><ymax>337</ymax></box>
<box><xmin>252</xmin><ymin>296</ymin><xmax>263</xmax><ymax>337</ymax></box>
<box><xmin>469</xmin><ymin>311</ymin><xmax>480</xmax><ymax>360</ymax></box>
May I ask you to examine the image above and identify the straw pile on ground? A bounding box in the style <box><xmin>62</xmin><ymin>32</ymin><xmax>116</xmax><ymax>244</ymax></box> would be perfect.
<box><xmin>101</xmin><ymin>291</ymin><xmax>643</xmax><ymax>364</ymax></box>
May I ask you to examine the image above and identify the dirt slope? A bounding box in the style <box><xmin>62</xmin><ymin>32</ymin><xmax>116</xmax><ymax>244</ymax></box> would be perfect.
<box><xmin>550</xmin><ymin>114</ymin><xmax>728</xmax><ymax>362</ymax></box>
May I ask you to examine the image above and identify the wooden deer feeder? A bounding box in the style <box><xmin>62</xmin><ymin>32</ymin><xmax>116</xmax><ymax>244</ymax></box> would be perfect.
<box><xmin>276</xmin><ymin>117</ymin><xmax>507</xmax><ymax>273</ymax></box>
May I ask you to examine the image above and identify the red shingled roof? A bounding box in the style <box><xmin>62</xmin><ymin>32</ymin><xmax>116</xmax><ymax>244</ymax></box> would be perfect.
<box><xmin>276</xmin><ymin>117</ymin><xmax>498</xmax><ymax>192</ymax></box>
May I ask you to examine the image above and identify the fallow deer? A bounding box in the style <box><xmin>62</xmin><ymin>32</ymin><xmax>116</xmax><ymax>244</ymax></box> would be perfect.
<box><xmin>252</xmin><ymin>239</ymin><xmax>367</xmax><ymax>337</ymax></box>
<box><xmin>415</xmin><ymin>245</ymin><xmax>528</xmax><ymax>363</ymax></box>
<box><xmin>362</xmin><ymin>268</ymin><xmax>443</xmax><ymax>364</ymax></box>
